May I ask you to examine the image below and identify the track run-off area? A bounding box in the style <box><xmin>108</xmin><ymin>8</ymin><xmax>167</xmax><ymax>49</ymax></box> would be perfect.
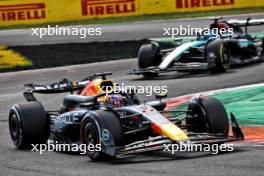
<box><xmin>0</xmin><ymin>58</ymin><xmax>264</xmax><ymax>176</ymax></box>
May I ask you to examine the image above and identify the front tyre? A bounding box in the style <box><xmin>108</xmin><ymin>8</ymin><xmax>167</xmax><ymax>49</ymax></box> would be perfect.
<box><xmin>80</xmin><ymin>110</ymin><xmax>123</xmax><ymax>161</ymax></box>
<box><xmin>186</xmin><ymin>97</ymin><xmax>229</xmax><ymax>136</ymax></box>
<box><xmin>138</xmin><ymin>43</ymin><xmax>162</xmax><ymax>77</ymax></box>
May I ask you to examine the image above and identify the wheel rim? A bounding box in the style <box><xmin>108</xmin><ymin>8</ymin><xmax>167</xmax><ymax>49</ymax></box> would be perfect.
<box><xmin>10</xmin><ymin>114</ymin><xmax>19</xmax><ymax>138</ymax></box>
<box><xmin>84</xmin><ymin>120</ymin><xmax>99</xmax><ymax>155</ymax></box>
<box><xmin>223</xmin><ymin>50</ymin><xmax>229</xmax><ymax>64</ymax></box>
<box><xmin>9</xmin><ymin>113</ymin><xmax>22</xmax><ymax>144</ymax></box>
<box><xmin>221</xmin><ymin>45</ymin><xmax>230</xmax><ymax>70</ymax></box>
<box><xmin>187</xmin><ymin>104</ymin><xmax>208</xmax><ymax>133</ymax></box>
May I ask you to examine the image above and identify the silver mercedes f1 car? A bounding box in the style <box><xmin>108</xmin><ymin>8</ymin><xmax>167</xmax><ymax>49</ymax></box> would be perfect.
<box><xmin>129</xmin><ymin>17</ymin><xmax>264</xmax><ymax>77</ymax></box>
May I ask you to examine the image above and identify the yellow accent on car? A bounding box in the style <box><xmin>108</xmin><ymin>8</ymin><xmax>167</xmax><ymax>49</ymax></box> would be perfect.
<box><xmin>79</xmin><ymin>102</ymin><xmax>94</xmax><ymax>106</ymax></box>
<box><xmin>220</xmin><ymin>43</ymin><xmax>228</xmax><ymax>70</ymax></box>
<box><xmin>160</xmin><ymin>123</ymin><xmax>189</xmax><ymax>141</ymax></box>
<box><xmin>0</xmin><ymin>45</ymin><xmax>32</xmax><ymax>70</ymax></box>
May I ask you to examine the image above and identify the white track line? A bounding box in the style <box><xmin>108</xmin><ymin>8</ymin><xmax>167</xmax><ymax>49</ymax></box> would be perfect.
<box><xmin>167</xmin><ymin>83</ymin><xmax>264</xmax><ymax>101</ymax></box>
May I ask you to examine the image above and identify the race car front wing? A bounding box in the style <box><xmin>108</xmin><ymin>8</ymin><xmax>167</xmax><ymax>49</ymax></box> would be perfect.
<box><xmin>115</xmin><ymin>113</ymin><xmax>244</xmax><ymax>157</ymax></box>
<box><xmin>129</xmin><ymin>62</ymin><xmax>210</xmax><ymax>75</ymax></box>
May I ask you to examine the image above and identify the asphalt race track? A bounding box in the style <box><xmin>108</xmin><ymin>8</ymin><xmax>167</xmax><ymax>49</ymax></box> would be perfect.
<box><xmin>1</xmin><ymin>15</ymin><xmax>264</xmax><ymax>175</ymax></box>
<box><xmin>0</xmin><ymin>59</ymin><xmax>264</xmax><ymax>176</ymax></box>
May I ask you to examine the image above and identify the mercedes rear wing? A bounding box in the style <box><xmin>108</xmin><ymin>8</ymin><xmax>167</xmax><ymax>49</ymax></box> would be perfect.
<box><xmin>227</xmin><ymin>18</ymin><xmax>264</xmax><ymax>27</ymax></box>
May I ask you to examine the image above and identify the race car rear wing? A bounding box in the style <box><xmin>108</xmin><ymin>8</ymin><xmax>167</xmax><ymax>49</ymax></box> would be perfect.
<box><xmin>24</xmin><ymin>79</ymin><xmax>90</xmax><ymax>94</ymax></box>
<box><xmin>23</xmin><ymin>72</ymin><xmax>113</xmax><ymax>102</ymax></box>
<box><xmin>227</xmin><ymin>18</ymin><xmax>264</xmax><ymax>27</ymax></box>
<box><xmin>23</xmin><ymin>72</ymin><xmax>112</xmax><ymax>94</ymax></box>
<box><xmin>23</xmin><ymin>79</ymin><xmax>90</xmax><ymax>102</ymax></box>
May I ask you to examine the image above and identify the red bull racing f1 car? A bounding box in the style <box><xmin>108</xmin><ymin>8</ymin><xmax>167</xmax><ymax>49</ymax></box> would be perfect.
<box><xmin>9</xmin><ymin>72</ymin><xmax>244</xmax><ymax>160</ymax></box>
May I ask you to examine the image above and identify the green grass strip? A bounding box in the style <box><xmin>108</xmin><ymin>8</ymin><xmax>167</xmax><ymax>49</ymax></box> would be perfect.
<box><xmin>171</xmin><ymin>85</ymin><xmax>264</xmax><ymax>126</ymax></box>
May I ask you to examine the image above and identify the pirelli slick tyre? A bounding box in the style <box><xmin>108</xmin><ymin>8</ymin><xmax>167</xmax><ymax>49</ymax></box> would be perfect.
<box><xmin>8</xmin><ymin>102</ymin><xmax>50</xmax><ymax>149</ymax></box>
<box><xmin>206</xmin><ymin>40</ymin><xmax>230</xmax><ymax>72</ymax></box>
<box><xmin>138</xmin><ymin>43</ymin><xmax>162</xmax><ymax>77</ymax></box>
<box><xmin>186</xmin><ymin>97</ymin><xmax>229</xmax><ymax>136</ymax></box>
<box><xmin>80</xmin><ymin>110</ymin><xmax>122</xmax><ymax>161</ymax></box>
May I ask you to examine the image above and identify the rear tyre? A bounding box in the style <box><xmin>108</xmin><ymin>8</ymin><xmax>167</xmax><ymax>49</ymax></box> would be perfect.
<box><xmin>186</xmin><ymin>97</ymin><xmax>229</xmax><ymax>136</ymax></box>
<box><xmin>206</xmin><ymin>40</ymin><xmax>230</xmax><ymax>73</ymax></box>
<box><xmin>80</xmin><ymin>110</ymin><xmax>122</xmax><ymax>161</ymax></box>
<box><xmin>138</xmin><ymin>43</ymin><xmax>162</xmax><ymax>77</ymax></box>
<box><xmin>9</xmin><ymin>102</ymin><xmax>50</xmax><ymax>149</ymax></box>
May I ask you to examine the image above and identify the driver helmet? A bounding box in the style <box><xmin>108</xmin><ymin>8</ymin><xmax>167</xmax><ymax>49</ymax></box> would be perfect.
<box><xmin>217</xmin><ymin>22</ymin><xmax>229</xmax><ymax>30</ymax></box>
<box><xmin>102</xmin><ymin>94</ymin><xmax>127</xmax><ymax>108</ymax></box>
